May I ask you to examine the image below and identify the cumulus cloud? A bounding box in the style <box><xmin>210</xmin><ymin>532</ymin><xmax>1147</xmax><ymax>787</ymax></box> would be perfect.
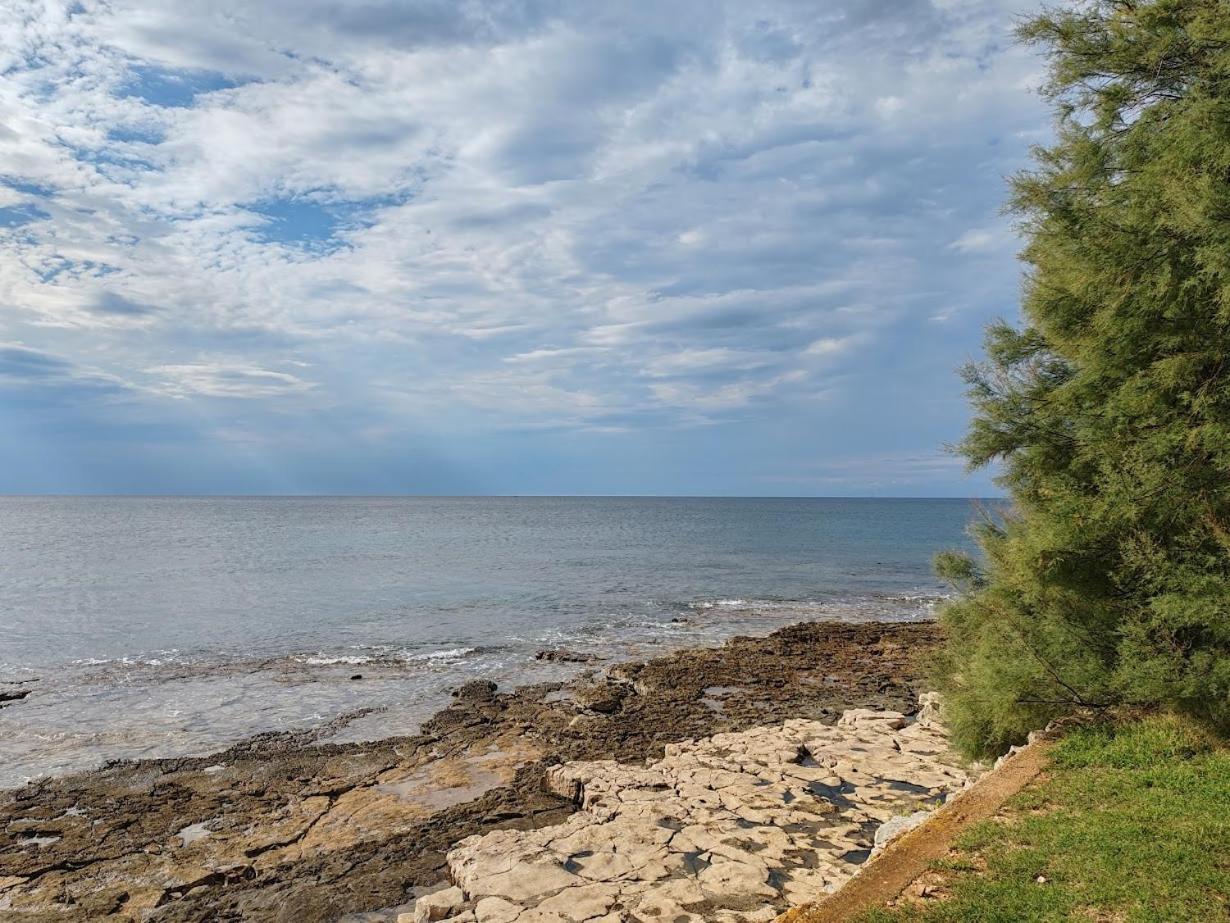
<box><xmin>0</xmin><ymin>0</ymin><xmax>1047</xmax><ymax>493</ymax></box>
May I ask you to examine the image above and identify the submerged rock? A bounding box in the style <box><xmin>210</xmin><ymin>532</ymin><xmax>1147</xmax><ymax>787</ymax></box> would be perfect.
<box><xmin>534</xmin><ymin>649</ymin><xmax>599</xmax><ymax>664</ymax></box>
<box><xmin>0</xmin><ymin>682</ymin><xmax>34</xmax><ymax>708</ymax></box>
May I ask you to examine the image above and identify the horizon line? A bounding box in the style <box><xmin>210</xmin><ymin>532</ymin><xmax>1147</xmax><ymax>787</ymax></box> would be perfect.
<box><xmin>0</xmin><ymin>492</ymin><xmax>1009</xmax><ymax>501</ymax></box>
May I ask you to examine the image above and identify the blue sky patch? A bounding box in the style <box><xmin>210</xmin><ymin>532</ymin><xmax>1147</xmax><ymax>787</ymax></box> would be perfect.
<box><xmin>34</xmin><ymin>257</ymin><xmax>120</xmax><ymax>284</ymax></box>
<box><xmin>245</xmin><ymin>195</ymin><xmax>401</xmax><ymax>249</ymax></box>
<box><xmin>69</xmin><ymin>143</ymin><xmax>157</xmax><ymax>172</ymax></box>
<box><xmin>118</xmin><ymin>65</ymin><xmax>244</xmax><ymax>108</ymax></box>
<box><xmin>107</xmin><ymin>124</ymin><xmax>167</xmax><ymax>144</ymax></box>
<box><xmin>0</xmin><ymin>204</ymin><xmax>49</xmax><ymax>228</ymax></box>
<box><xmin>1</xmin><ymin>178</ymin><xmax>55</xmax><ymax>198</ymax></box>
<box><xmin>246</xmin><ymin>198</ymin><xmax>349</xmax><ymax>248</ymax></box>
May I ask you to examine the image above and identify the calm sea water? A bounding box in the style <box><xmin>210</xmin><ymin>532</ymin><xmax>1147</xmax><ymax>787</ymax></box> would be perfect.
<box><xmin>0</xmin><ymin>496</ymin><xmax>989</xmax><ymax>788</ymax></box>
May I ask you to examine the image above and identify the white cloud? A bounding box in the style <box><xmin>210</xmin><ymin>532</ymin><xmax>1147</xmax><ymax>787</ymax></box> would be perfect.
<box><xmin>150</xmin><ymin>363</ymin><xmax>313</xmax><ymax>398</ymax></box>
<box><xmin>644</xmin><ymin>348</ymin><xmax>775</xmax><ymax>377</ymax></box>
<box><xmin>0</xmin><ymin>0</ymin><xmax>1047</xmax><ymax>490</ymax></box>
<box><xmin>503</xmin><ymin>346</ymin><xmax>610</xmax><ymax>364</ymax></box>
<box><xmin>650</xmin><ymin>369</ymin><xmax>809</xmax><ymax>411</ymax></box>
<box><xmin>804</xmin><ymin>335</ymin><xmax>863</xmax><ymax>358</ymax></box>
<box><xmin>950</xmin><ymin>225</ymin><xmax>1015</xmax><ymax>254</ymax></box>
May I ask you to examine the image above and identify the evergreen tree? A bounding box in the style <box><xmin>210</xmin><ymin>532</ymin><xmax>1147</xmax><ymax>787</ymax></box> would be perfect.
<box><xmin>937</xmin><ymin>0</ymin><xmax>1230</xmax><ymax>757</ymax></box>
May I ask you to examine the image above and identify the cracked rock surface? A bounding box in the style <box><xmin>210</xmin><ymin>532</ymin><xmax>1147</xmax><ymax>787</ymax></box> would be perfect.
<box><xmin>406</xmin><ymin>704</ymin><xmax>971</xmax><ymax>923</ymax></box>
<box><xmin>0</xmin><ymin>621</ymin><xmax>940</xmax><ymax>921</ymax></box>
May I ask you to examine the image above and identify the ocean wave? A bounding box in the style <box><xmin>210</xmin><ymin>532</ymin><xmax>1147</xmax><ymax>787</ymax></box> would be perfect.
<box><xmin>54</xmin><ymin>644</ymin><xmax>485</xmax><ymax>681</ymax></box>
<box><xmin>298</xmin><ymin>654</ymin><xmax>373</xmax><ymax>666</ymax></box>
<box><xmin>69</xmin><ymin>649</ymin><xmax>187</xmax><ymax>668</ymax></box>
<box><xmin>879</xmin><ymin>591</ymin><xmax>954</xmax><ymax>603</ymax></box>
<box><xmin>403</xmin><ymin>646</ymin><xmax>477</xmax><ymax>662</ymax></box>
<box><xmin>685</xmin><ymin>592</ymin><xmax>951</xmax><ymax>617</ymax></box>
<box><xmin>294</xmin><ymin>646</ymin><xmax>478</xmax><ymax>667</ymax></box>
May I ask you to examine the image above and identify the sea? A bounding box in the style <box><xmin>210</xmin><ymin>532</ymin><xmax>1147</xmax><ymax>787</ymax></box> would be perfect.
<box><xmin>0</xmin><ymin>496</ymin><xmax>993</xmax><ymax>789</ymax></box>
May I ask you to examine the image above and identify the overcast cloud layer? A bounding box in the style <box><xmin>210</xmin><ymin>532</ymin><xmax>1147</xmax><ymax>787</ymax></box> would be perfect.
<box><xmin>0</xmin><ymin>0</ymin><xmax>1047</xmax><ymax>494</ymax></box>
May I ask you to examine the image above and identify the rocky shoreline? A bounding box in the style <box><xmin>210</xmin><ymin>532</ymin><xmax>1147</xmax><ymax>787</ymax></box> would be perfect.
<box><xmin>0</xmin><ymin>621</ymin><xmax>943</xmax><ymax>922</ymax></box>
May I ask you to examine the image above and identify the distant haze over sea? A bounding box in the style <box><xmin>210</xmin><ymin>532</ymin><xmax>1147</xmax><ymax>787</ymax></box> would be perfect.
<box><xmin>0</xmin><ymin>496</ymin><xmax>993</xmax><ymax>788</ymax></box>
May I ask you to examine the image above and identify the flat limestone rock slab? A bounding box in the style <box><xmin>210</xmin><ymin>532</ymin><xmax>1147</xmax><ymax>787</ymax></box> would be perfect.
<box><xmin>413</xmin><ymin>700</ymin><xmax>974</xmax><ymax>923</ymax></box>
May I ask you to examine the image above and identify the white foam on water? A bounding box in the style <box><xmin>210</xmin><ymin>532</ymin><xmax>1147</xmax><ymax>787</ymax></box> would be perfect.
<box><xmin>69</xmin><ymin>649</ymin><xmax>186</xmax><ymax>668</ymax></box>
<box><xmin>686</xmin><ymin>591</ymin><xmax>950</xmax><ymax>621</ymax></box>
<box><xmin>295</xmin><ymin>646</ymin><xmax>477</xmax><ymax>667</ymax></box>
<box><xmin>402</xmin><ymin>647</ymin><xmax>477</xmax><ymax>662</ymax></box>
<box><xmin>298</xmin><ymin>654</ymin><xmax>373</xmax><ymax>666</ymax></box>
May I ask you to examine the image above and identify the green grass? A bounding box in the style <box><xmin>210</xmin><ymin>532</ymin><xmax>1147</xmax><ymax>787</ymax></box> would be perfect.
<box><xmin>860</xmin><ymin>715</ymin><xmax>1230</xmax><ymax>923</ymax></box>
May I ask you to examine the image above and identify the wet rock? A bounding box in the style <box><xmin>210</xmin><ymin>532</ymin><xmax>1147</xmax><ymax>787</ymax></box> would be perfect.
<box><xmin>453</xmin><ymin>680</ymin><xmax>499</xmax><ymax>703</ymax></box>
<box><xmin>0</xmin><ymin>683</ymin><xmax>33</xmax><ymax>708</ymax></box>
<box><xmin>566</xmin><ymin>714</ymin><xmax>607</xmax><ymax>734</ymax></box>
<box><xmin>572</xmin><ymin>683</ymin><xmax>627</xmax><ymax>715</ymax></box>
<box><xmin>535</xmin><ymin>650</ymin><xmax>599</xmax><ymax>664</ymax></box>
<box><xmin>606</xmin><ymin>662</ymin><xmax>642</xmax><ymax>683</ymax></box>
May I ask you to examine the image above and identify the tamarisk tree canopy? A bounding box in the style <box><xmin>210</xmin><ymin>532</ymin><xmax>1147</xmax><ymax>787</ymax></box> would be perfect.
<box><xmin>936</xmin><ymin>0</ymin><xmax>1230</xmax><ymax>756</ymax></box>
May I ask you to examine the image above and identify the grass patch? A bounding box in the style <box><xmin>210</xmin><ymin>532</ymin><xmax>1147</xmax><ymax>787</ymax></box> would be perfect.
<box><xmin>860</xmin><ymin>715</ymin><xmax>1230</xmax><ymax>922</ymax></box>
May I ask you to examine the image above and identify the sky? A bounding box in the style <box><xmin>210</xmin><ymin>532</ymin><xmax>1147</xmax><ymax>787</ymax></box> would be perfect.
<box><xmin>0</xmin><ymin>0</ymin><xmax>1050</xmax><ymax>496</ymax></box>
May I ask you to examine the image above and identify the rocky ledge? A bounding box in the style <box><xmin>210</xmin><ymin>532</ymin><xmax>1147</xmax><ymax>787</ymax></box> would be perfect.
<box><xmin>0</xmin><ymin>621</ymin><xmax>942</xmax><ymax>922</ymax></box>
<box><xmin>401</xmin><ymin>695</ymin><xmax>969</xmax><ymax>923</ymax></box>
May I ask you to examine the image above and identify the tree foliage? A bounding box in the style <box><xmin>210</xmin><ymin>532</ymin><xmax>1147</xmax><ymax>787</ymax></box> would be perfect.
<box><xmin>937</xmin><ymin>0</ymin><xmax>1230</xmax><ymax>757</ymax></box>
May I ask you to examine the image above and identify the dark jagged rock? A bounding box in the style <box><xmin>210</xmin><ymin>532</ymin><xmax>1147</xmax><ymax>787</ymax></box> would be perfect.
<box><xmin>534</xmin><ymin>649</ymin><xmax>599</xmax><ymax>664</ymax></box>
<box><xmin>571</xmin><ymin>682</ymin><xmax>627</xmax><ymax>715</ymax></box>
<box><xmin>451</xmin><ymin>680</ymin><xmax>498</xmax><ymax>703</ymax></box>
<box><xmin>0</xmin><ymin>690</ymin><xmax>30</xmax><ymax>707</ymax></box>
<box><xmin>0</xmin><ymin>681</ymin><xmax>35</xmax><ymax>709</ymax></box>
